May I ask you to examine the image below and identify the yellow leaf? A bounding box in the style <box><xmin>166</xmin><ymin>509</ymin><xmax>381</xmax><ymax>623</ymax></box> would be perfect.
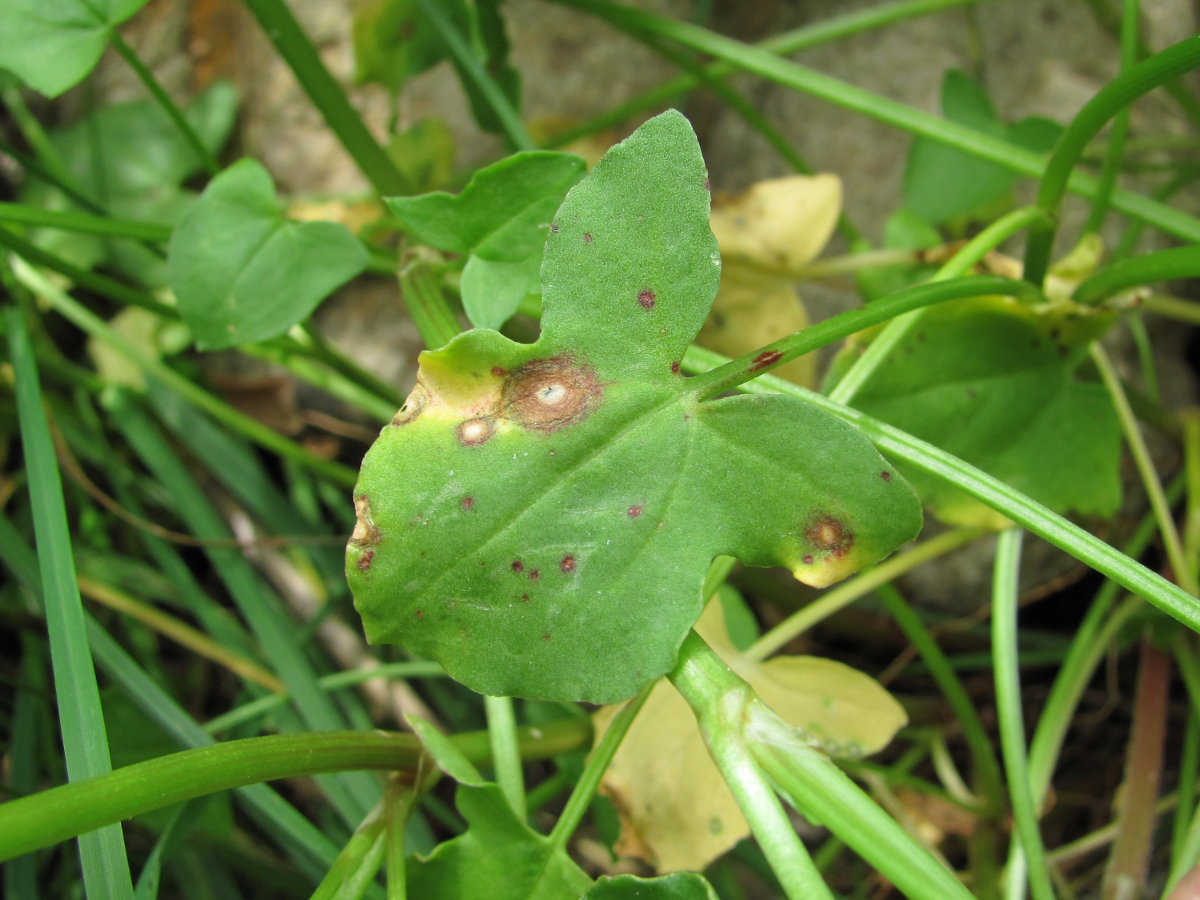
<box><xmin>709</xmin><ymin>175</ymin><xmax>842</xmax><ymax>271</ymax></box>
<box><xmin>594</xmin><ymin>593</ymin><xmax>906</xmax><ymax>873</ymax></box>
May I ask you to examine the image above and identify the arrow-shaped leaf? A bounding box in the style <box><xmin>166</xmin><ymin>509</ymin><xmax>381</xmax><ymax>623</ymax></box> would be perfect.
<box><xmin>348</xmin><ymin>112</ymin><xmax>922</xmax><ymax>702</ymax></box>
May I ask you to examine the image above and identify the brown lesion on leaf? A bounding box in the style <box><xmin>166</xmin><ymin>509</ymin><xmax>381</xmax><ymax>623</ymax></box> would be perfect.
<box><xmin>501</xmin><ymin>356</ymin><xmax>603</xmax><ymax>432</ymax></box>
<box><xmin>391</xmin><ymin>383</ymin><xmax>429</xmax><ymax>426</ymax></box>
<box><xmin>802</xmin><ymin>512</ymin><xmax>854</xmax><ymax>559</ymax></box>
<box><xmin>456</xmin><ymin>416</ymin><xmax>496</xmax><ymax>447</ymax></box>
<box><xmin>749</xmin><ymin>349</ymin><xmax>783</xmax><ymax>372</ymax></box>
<box><xmin>350</xmin><ymin>495</ymin><xmax>381</xmax><ymax>547</ymax></box>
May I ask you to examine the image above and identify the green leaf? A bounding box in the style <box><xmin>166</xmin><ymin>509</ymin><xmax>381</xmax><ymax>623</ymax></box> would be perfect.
<box><xmin>19</xmin><ymin>83</ymin><xmax>238</xmax><ymax>286</ymax></box>
<box><xmin>407</xmin><ymin>783</ymin><xmax>592</xmax><ymax>899</ymax></box>
<box><xmin>904</xmin><ymin>71</ymin><xmax>1063</xmax><ymax>225</ymax></box>
<box><xmin>168</xmin><ymin>159</ymin><xmax>368</xmax><ymax>349</ymax></box>
<box><xmin>454</xmin><ymin>0</ymin><xmax>522</xmax><ymax>136</ymax></box>
<box><xmin>0</xmin><ymin>0</ymin><xmax>149</xmax><ymax>97</ymax></box>
<box><xmin>348</xmin><ymin>111</ymin><xmax>922</xmax><ymax>702</ymax></box>
<box><xmin>386</xmin><ymin>152</ymin><xmax>586</xmax><ymax>328</ymax></box>
<box><xmin>583</xmin><ymin>873</ymin><xmax>719</xmax><ymax>899</ymax></box>
<box><xmin>841</xmin><ymin>295</ymin><xmax>1122</xmax><ymax>526</ymax></box>
<box><xmin>353</xmin><ymin>0</ymin><xmax>468</xmax><ymax>91</ymax></box>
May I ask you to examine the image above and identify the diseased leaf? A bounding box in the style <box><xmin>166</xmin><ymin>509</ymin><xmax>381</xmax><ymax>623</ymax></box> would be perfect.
<box><xmin>168</xmin><ymin>159</ymin><xmax>368</xmax><ymax>349</ymax></box>
<box><xmin>387</xmin><ymin>152</ymin><xmax>585</xmax><ymax>328</ymax></box>
<box><xmin>0</xmin><ymin>0</ymin><xmax>150</xmax><ymax>97</ymax></box>
<box><xmin>839</xmin><ymin>295</ymin><xmax>1121</xmax><ymax>526</ymax></box>
<box><xmin>594</xmin><ymin>598</ymin><xmax>907</xmax><ymax>873</ymax></box>
<box><xmin>348</xmin><ymin>112</ymin><xmax>922</xmax><ymax>702</ymax></box>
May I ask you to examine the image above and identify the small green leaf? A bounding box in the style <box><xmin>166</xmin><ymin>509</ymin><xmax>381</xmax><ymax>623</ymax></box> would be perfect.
<box><xmin>386</xmin><ymin>152</ymin><xmax>585</xmax><ymax>328</ymax></box>
<box><xmin>168</xmin><ymin>159</ymin><xmax>368</xmax><ymax>349</ymax></box>
<box><xmin>454</xmin><ymin>0</ymin><xmax>523</xmax><ymax>136</ymax></box>
<box><xmin>904</xmin><ymin>71</ymin><xmax>1062</xmax><ymax>225</ymax></box>
<box><xmin>584</xmin><ymin>873</ymin><xmax>719</xmax><ymax>899</ymax></box>
<box><xmin>353</xmin><ymin>0</ymin><xmax>468</xmax><ymax>91</ymax></box>
<box><xmin>407</xmin><ymin>783</ymin><xmax>592</xmax><ymax>900</ymax></box>
<box><xmin>349</xmin><ymin>112</ymin><xmax>922</xmax><ymax>702</ymax></box>
<box><xmin>0</xmin><ymin>0</ymin><xmax>149</xmax><ymax>97</ymax></box>
<box><xmin>842</xmin><ymin>295</ymin><xmax>1122</xmax><ymax>526</ymax></box>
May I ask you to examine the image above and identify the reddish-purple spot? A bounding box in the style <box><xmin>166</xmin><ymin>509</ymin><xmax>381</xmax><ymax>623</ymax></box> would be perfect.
<box><xmin>415</xmin><ymin>609</ymin><xmax>424</xmax><ymax>620</ymax></box>
<box><xmin>550</xmin><ymin>221</ymin><xmax>559</xmax><ymax>233</ymax></box>
<box><xmin>583</xmin><ymin>232</ymin><xmax>593</xmax><ymax>244</ymax></box>
<box><xmin>529</xmin><ymin>568</ymin><xmax>541</xmax><ymax>581</ymax></box>
<box><xmin>357</xmin><ymin>549</ymin><xmax>375</xmax><ymax>572</ymax></box>
<box><xmin>511</xmin><ymin>559</ymin><xmax>524</xmax><ymax>574</ymax></box>
<box><xmin>638</xmin><ymin>289</ymin><xmax>656</xmax><ymax>310</ymax></box>
<box><xmin>704</xmin><ymin>176</ymin><xmax>711</xmax><ymax>192</ymax></box>
<box><xmin>670</xmin><ymin>361</ymin><xmax>681</xmax><ymax>374</ymax></box>
<box><xmin>560</xmin><ymin>555</ymin><xmax>576</xmax><ymax>574</ymax></box>
<box><xmin>521</xmin><ymin>593</ymin><xmax>530</xmax><ymax>603</ymax></box>
<box><xmin>880</xmin><ymin>471</ymin><xmax>892</xmax><ymax>482</ymax></box>
<box><xmin>627</xmin><ymin>505</ymin><xmax>643</xmax><ymax>518</ymax></box>
<box><xmin>802</xmin><ymin>554</ymin><xmax>814</xmax><ymax>566</ymax></box>
<box><xmin>542</xmin><ymin>633</ymin><xmax>551</xmax><ymax>641</ymax></box>
<box><xmin>461</xmin><ymin>496</ymin><xmax>475</xmax><ymax>510</ymax></box>
<box><xmin>804</xmin><ymin>513</ymin><xmax>855</xmax><ymax>558</ymax></box>
<box><xmin>750</xmin><ymin>350</ymin><xmax>783</xmax><ymax>372</ymax></box>
<box><xmin>491</xmin><ymin>366</ymin><xmax>507</xmax><ymax>377</ymax></box>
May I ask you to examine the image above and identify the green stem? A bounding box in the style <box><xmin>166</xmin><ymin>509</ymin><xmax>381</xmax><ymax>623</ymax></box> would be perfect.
<box><xmin>9</xmin><ymin>258</ymin><xmax>358</xmax><ymax>487</ymax></box>
<box><xmin>105</xmin><ymin>30</ymin><xmax>220</xmax><ymax>176</ymax></box>
<box><xmin>743</xmin><ymin>527</ymin><xmax>981</xmax><ymax>662</ymax></box>
<box><xmin>547</xmin><ymin>684</ymin><xmax>651</xmax><ymax>853</ymax></box>
<box><xmin>1092</xmin><ymin>344</ymin><xmax>1196</xmax><ymax>595</ymax></box>
<box><xmin>829</xmin><ymin>206</ymin><xmax>1047</xmax><ymax>405</ymax></box>
<box><xmin>690</xmin><ymin>274</ymin><xmax>1039</xmax><ymax>400</ymax></box>
<box><xmin>485</xmin><ymin>696</ymin><xmax>526</xmax><ymax>822</ymax></box>
<box><xmin>1082</xmin><ymin>0</ymin><xmax>1138</xmax><ymax>235</ymax></box>
<box><xmin>991</xmin><ymin>529</ymin><xmax>1055</xmax><ymax>900</ymax></box>
<box><xmin>1024</xmin><ymin>35</ymin><xmax>1200</xmax><ymax>286</ymax></box>
<box><xmin>543</xmin><ymin>0</ymin><xmax>1200</xmax><ymax>243</ymax></box>
<box><xmin>399</xmin><ymin>254</ymin><xmax>462</xmax><ymax>349</ymax></box>
<box><xmin>543</xmin><ymin>0</ymin><xmax>987</xmax><ymax>150</ymax></box>
<box><xmin>311</xmin><ymin>798</ymin><xmax>388</xmax><ymax>900</ymax></box>
<box><xmin>413</xmin><ymin>0</ymin><xmax>534</xmax><ymax>152</ymax></box>
<box><xmin>877</xmin><ymin>585</ymin><xmax>1005</xmax><ymax>818</ymax></box>
<box><xmin>683</xmin><ymin>346</ymin><xmax>1200</xmax><ymax>636</ymax></box>
<box><xmin>0</xmin><ymin>722</ymin><xmax>587</xmax><ymax>864</ymax></box>
<box><xmin>670</xmin><ymin>632</ymin><xmax>835</xmax><ymax>900</ymax></box>
<box><xmin>240</xmin><ymin>0</ymin><xmax>412</xmax><ymax>196</ymax></box>
<box><xmin>1075</xmin><ymin>245</ymin><xmax>1200</xmax><ymax>305</ymax></box>
<box><xmin>0</xmin><ymin>202</ymin><xmax>172</xmax><ymax>241</ymax></box>
<box><xmin>1143</xmin><ymin>294</ymin><xmax>1200</xmax><ymax>327</ymax></box>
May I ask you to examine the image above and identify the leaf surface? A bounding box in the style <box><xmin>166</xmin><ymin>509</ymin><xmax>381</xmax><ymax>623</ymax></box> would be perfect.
<box><xmin>348</xmin><ymin>112</ymin><xmax>922</xmax><ymax>702</ymax></box>
<box><xmin>387</xmin><ymin>152</ymin><xmax>585</xmax><ymax>328</ymax></box>
<box><xmin>168</xmin><ymin>159</ymin><xmax>368</xmax><ymax>349</ymax></box>
<box><xmin>0</xmin><ymin>0</ymin><xmax>149</xmax><ymax>96</ymax></box>
<box><xmin>583</xmin><ymin>872</ymin><xmax>719</xmax><ymax>899</ymax></box>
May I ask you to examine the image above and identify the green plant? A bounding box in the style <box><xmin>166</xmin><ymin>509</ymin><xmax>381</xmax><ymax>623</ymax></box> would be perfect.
<box><xmin>2</xmin><ymin>2</ymin><xmax>1200</xmax><ymax>898</ymax></box>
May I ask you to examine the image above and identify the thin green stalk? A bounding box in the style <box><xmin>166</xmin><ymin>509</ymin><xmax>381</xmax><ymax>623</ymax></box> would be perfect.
<box><xmin>1175</xmin><ymin>682</ymin><xmax>1200</xmax><ymax>864</ymax></box>
<box><xmin>240</xmin><ymin>0</ymin><xmax>411</xmax><ymax>196</ymax></box>
<box><xmin>7</xmin><ymin>305</ymin><xmax>135</xmax><ymax>899</ymax></box>
<box><xmin>0</xmin><ymin>202</ymin><xmax>172</xmax><ymax>241</ymax></box>
<box><xmin>1075</xmin><ymin>245</ymin><xmax>1200</xmax><ymax>306</ymax></box>
<box><xmin>670</xmin><ymin>632</ymin><xmax>835</xmax><ymax>900</ymax></box>
<box><xmin>0</xmin><ymin>721</ymin><xmax>588</xmax><ymax>865</ymax></box>
<box><xmin>991</xmin><ymin>528</ymin><xmax>1054</xmax><ymax>900</ymax></box>
<box><xmin>9</xmin><ymin>258</ymin><xmax>357</xmax><ymax>487</ymax></box>
<box><xmin>690</xmin><ymin>274</ymin><xmax>1039</xmax><ymax>400</ymax></box>
<box><xmin>1024</xmin><ymin>35</ymin><xmax>1200</xmax><ymax>286</ymax></box>
<box><xmin>413</xmin><ymin>0</ymin><xmax>534</xmax><ymax>152</ymax></box>
<box><xmin>829</xmin><ymin>206</ymin><xmax>1046</xmax><ymax>405</ymax></box>
<box><xmin>1114</xmin><ymin>165</ymin><xmax>1200</xmax><ymax>261</ymax></box>
<box><xmin>544</xmin><ymin>0</ymin><xmax>987</xmax><ymax>150</ymax></box>
<box><xmin>485</xmin><ymin>696</ymin><xmax>526</xmax><ymax>822</ymax></box>
<box><xmin>106</xmin><ymin>30</ymin><xmax>220</xmax><ymax>176</ymax></box>
<box><xmin>4</xmin><ymin>637</ymin><xmax>45</xmax><ymax>900</ymax></box>
<box><xmin>1082</xmin><ymin>0</ymin><xmax>1137</xmax><ymax>235</ymax></box>
<box><xmin>297</xmin><ymin>322</ymin><xmax>406</xmax><ymax>408</ymax></box>
<box><xmin>743</xmin><ymin>526</ymin><xmax>981</xmax><ymax>662</ymax></box>
<box><xmin>399</xmin><ymin>254</ymin><xmax>462</xmax><ymax>349</ymax></box>
<box><xmin>311</xmin><ymin>801</ymin><xmax>388</xmax><ymax>900</ymax></box>
<box><xmin>683</xmin><ymin>346</ymin><xmax>1200</xmax><ymax>636</ymax></box>
<box><xmin>877</xmin><ymin>585</ymin><xmax>1005</xmax><ymax>818</ymax></box>
<box><xmin>547</xmin><ymin>684</ymin><xmax>652</xmax><ymax>853</ymax></box>
<box><xmin>1091</xmin><ymin>343</ymin><xmax>1196</xmax><ymax>595</ymax></box>
<box><xmin>544</xmin><ymin>0</ymin><xmax>1200</xmax><ymax>243</ymax></box>
<box><xmin>1144</xmin><ymin>294</ymin><xmax>1200</xmax><ymax>327</ymax></box>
